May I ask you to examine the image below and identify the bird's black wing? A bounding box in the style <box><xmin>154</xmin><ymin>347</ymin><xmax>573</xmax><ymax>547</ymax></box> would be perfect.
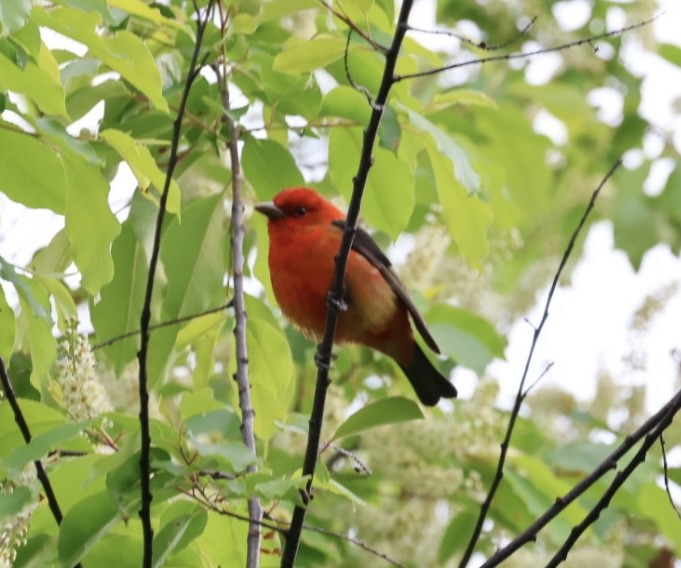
<box><xmin>331</xmin><ymin>220</ymin><xmax>441</xmax><ymax>354</ymax></box>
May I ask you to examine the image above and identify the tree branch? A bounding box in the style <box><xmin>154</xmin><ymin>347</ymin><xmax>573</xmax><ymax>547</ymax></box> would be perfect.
<box><xmin>279</xmin><ymin>2</ymin><xmax>415</xmax><ymax>566</ymax></box>
<box><xmin>544</xmin><ymin>395</ymin><xmax>681</xmax><ymax>567</ymax></box>
<box><xmin>480</xmin><ymin>385</ymin><xmax>681</xmax><ymax>567</ymax></box>
<box><xmin>0</xmin><ymin>358</ymin><xmax>83</xmax><ymax>568</ymax></box>
<box><xmin>135</xmin><ymin>2</ymin><xmax>214</xmax><ymax>566</ymax></box>
<box><xmin>405</xmin><ymin>15</ymin><xmax>537</xmax><ymax>51</ymax></box>
<box><xmin>215</xmin><ymin>3</ymin><xmax>263</xmax><ymax>565</ymax></box>
<box><xmin>459</xmin><ymin>159</ymin><xmax>622</xmax><ymax>567</ymax></box>
<box><xmin>93</xmin><ymin>301</ymin><xmax>233</xmax><ymax>351</ymax></box>
<box><xmin>395</xmin><ymin>15</ymin><xmax>660</xmax><ymax>82</ymax></box>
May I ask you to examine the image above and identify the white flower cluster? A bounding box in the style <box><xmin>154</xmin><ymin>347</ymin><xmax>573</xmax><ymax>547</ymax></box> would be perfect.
<box><xmin>56</xmin><ymin>331</ymin><xmax>112</xmax><ymax>422</ymax></box>
<box><xmin>0</xmin><ymin>465</ymin><xmax>38</xmax><ymax>566</ymax></box>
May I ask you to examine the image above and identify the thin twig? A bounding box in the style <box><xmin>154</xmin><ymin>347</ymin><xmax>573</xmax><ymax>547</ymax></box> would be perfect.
<box><xmin>396</xmin><ymin>15</ymin><xmax>660</xmax><ymax>82</ymax></box>
<box><xmin>344</xmin><ymin>29</ymin><xmax>373</xmax><ymax>106</ymax></box>
<box><xmin>188</xmin><ymin>486</ymin><xmax>405</xmax><ymax>568</ymax></box>
<box><xmin>480</xmin><ymin>386</ymin><xmax>681</xmax><ymax>567</ymax></box>
<box><xmin>215</xmin><ymin>2</ymin><xmax>263</xmax><ymax>564</ymax></box>
<box><xmin>459</xmin><ymin>159</ymin><xmax>622</xmax><ymax>567</ymax></box>
<box><xmin>135</xmin><ymin>2</ymin><xmax>214</xmax><ymax>565</ymax></box>
<box><xmin>660</xmin><ymin>433</ymin><xmax>681</xmax><ymax>521</ymax></box>
<box><xmin>279</xmin><ymin>3</ymin><xmax>415</xmax><ymax>566</ymax></box>
<box><xmin>0</xmin><ymin>358</ymin><xmax>84</xmax><ymax>568</ymax></box>
<box><xmin>406</xmin><ymin>16</ymin><xmax>537</xmax><ymax>51</ymax></box>
<box><xmin>93</xmin><ymin>301</ymin><xmax>233</xmax><ymax>350</ymax></box>
<box><xmin>543</xmin><ymin>396</ymin><xmax>681</xmax><ymax>567</ymax></box>
<box><xmin>316</xmin><ymin>0</ymin><xmax>388</xmax><ymax>53</ymax></box>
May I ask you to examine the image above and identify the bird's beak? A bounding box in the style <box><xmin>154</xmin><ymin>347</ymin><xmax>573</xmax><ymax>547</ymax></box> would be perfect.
<box><xmin>254</xmin><ymin>201</ymin><xmax>285</xmax><ymax>220</ymax></box>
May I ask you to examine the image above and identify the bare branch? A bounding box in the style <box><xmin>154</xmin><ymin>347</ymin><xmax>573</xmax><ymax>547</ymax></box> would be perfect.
<box><xmin>135</xmin><ymin>2</ymin><xmax>215</xmax><ymax>565</ymax></box>
<box><xmin>0</xmin><ymin>357</ymin><xmax>83</xmax><ymax>568</ymax></box>
<box><xmin>316</xmin><ymin>0</ymin><xmax>388</xmax><ymax>53</ymax></box>
<box><xmin>189</xmin><ymin>486</ymin><xmax>405</xmax><ymax>568</ymax></box>
<box><xmin>406</xmin><ymin>15</ymin><xmax>537</xmax><ymax>51</ymax></box>
<box><xmin>481</xmin><ymin>386</ymin><xmax>681</xmax><ymax>567</ymax></box>
<box><xmin>280</xmin><ymin>2</ymin><xmax>415</xmax><ymax>566</ymax></box>
<box><xmin>214</xmin><ymin>1</ymin><xmax>263</xmax><ymax>563</ymax></box>
<box><xmin>396</xmin><ymin>15</ymin><xmax>660</xmax><ymax>82</ymax></box>
<box><xmin>459</xmin><ymin>159</ymin><xmax>622</xmax><ymax>567</ymax></box>
<box><xmin>93</xmin><ymin>301</ymin><xmax>233</xmax><ymax>351</ymax></box>
<box><xmin>544</xmin><ymin>397</ymin><xmax>681</xmax><ymax>567</ymax></box>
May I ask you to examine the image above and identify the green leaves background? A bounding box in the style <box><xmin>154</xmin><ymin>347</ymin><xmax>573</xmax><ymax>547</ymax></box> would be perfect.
<box><xmin>0</xmin><ymin>0</ymin><xmax>679</xmax><ymax>566</ymax></box>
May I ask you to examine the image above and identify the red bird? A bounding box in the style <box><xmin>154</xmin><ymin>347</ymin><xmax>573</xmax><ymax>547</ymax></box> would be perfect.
<box><xmin>255</xmin><ymin>187</ymin><xmax>457</xmax><ymax>406</ymax></box>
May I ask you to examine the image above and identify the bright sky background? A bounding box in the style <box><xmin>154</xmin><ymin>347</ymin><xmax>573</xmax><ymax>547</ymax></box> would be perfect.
<box><xmin>0</xmin><ymin>1</ymin><xmax>680</xmax><ymax>420</ymax></box>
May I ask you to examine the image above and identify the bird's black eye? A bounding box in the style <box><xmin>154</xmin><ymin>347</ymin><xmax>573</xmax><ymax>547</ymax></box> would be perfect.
<box><xmin>294</xmin><ymin>206</ymin><xmax>307</xmax><ymax>216</ymax></box>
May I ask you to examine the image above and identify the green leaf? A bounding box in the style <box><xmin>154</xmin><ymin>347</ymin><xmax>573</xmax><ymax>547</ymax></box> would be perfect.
<box><xmin>33</xmin><ymin>6</ymin><xmax>168</xmax><ymax>111</ymax></box>
<box><xmin>160</xmin><ymin>195</ymin><xmax>226</xmax><ymax>318</ymax></box>
<box><xmin>0</xmin><ymin>0</ymin><xmax>31</xmax><ymax>35</ymax></box>
<box><xmin>438</xmin><ymin>509</ymin><xmax>478</xmax><ymax>563</ymax></box>
<box><xmin>153</xmin><ymin>502</ymin><xmax>207</xmax><ymax>568</ymax></box>
<box><xmin>0</xmin><ymin>128</ymin><xmax>67</xmax><ymax>213</ymax></box>
<box><xmin>15</xmin><ymin>275</ymin><xmax>57</xmax><ymax>387</ymax></box>
<box><xmin>58</xmin><ymin>491</ymin><xmax>121</xmax><ymax>567</ymax></box>
<box><xmin>402</xmin><ymin>105</ymin><xmax>480</xmax><ymax>193</ymax></box>
<box><xmin>0</xmin><ymin>401</ymin><xmax>62</xmax><ymax>467</ymax></box>
<box><xmin>200</xmin><ymin>512</ymin><xmax>247</xmax><ymax>568</ymax></box>
<box><xmin>109</xmin><ymin>0</ymin><xmax>183</xmax><ymax>29</ymax></box>
<box><xmin>242</xmin><ymin>137</ymin><xmax>304</xmax><ymax>200</ymax></box>
<box><xmin>659</xmin><ymin>43</ymin><xmax>681</xmax><ymax>68</ymax></box>
<box><xmin>246</xmin><ymin>311</ymin><xmax>294</xmax><ymax>441</ymax></box>
<box><xmin>428</xmin><ymin>146</ymin><xmax>492</xmax><ymax>267</ymax></box>
<box><xmin>427</xmin><ymin>89</ymin><xmax>498</xmax><ymax>113</ymax></box>
<box><xmin>34</xmin><ymin>116</ymin><xmax>102</xmax><ymax>165</ymax></box>
<box><xmin>91</xmin><ymin>204</ymin><xmax>151</xmax><ymax>374</ymax></box>
<box><xmin>63</xmin><ymin>155</ymin><xmax>121</xmax><ymax>294</ymax></box>
<box><xmin>332</xmin><ymin>396</ymin><xmax>424</xmax><ymax>440</ymax></box>
<box><xmin>0</xmin><ymin>50</ymin><xmax>65</xmax><ymax>115</ymax></box>
<box><xmin>320</xmin><ymin>86</ymin><xmax>371</xmax><ymax>125</ymax></box>
<box><xmin>184</xmin><ymin>410</ymin><xmax>241</xmax><ymax>440</ymax></box>
<box><xmin>638</xmin><ymin>482</ymin><xmax>681</xmax><ymax>551</ymax></box>
<box><xmin>0</xmin><ymin>486</ymin><xmax>33</xmax><ymax>521</ymax></box>
<box><xmin>101</xmin><ymin>129</ymin><xmax>181</xmax><ymax>215</ymax></box>
<box><xmin>272</xmin><ymin>36</ymin><xmax>346</xmax><ymax>74</ymax></box>
<box><xmin>0</xmin><ymin>284</ymin><xmax>15</xmax><ymax>359</ymax></box>
<box><xmin>189</xmin><ymin>437</ymin><xmax>256</xmax><ymax>472</ymax></box>
<box><xmin>53</xmin><ymin>0</ymin><xmax>113</xmax><ymax>23</ymax></box>
<box><xmin>3</xmin><ymin>422</ymin><xmax>83</xmax><ymax>474</ymax></box>
<box><xmin>425</xmin><ymin>305</ymin><xmax>505</xmax><ymax>373</ymax></box>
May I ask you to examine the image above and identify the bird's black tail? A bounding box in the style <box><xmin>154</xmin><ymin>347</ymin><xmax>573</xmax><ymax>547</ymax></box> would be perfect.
<box><xmin>399</xmin><ymin>344</ymin><xmax>457</xmax><ymax>406</ymax></box>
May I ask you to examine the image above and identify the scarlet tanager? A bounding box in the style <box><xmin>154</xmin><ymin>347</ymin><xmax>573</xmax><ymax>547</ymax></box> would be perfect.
<box><xmin>255</xmin><ymin>187</ymin><xmax>457</xmax><ymax>406</ymax></box>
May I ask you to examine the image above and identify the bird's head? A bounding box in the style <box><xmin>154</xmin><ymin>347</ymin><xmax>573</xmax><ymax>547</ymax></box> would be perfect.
<box><xmin>254</xmin><ymin>187</ymin><xmax>344</xmax><ymax>228</ymax></box>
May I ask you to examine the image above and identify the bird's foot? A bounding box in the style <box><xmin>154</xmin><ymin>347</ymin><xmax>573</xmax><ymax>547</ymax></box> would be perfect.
<box><xmin>326</xmin><ymin>291</ymin><xmax>348</xmax><ymax>312</ymax></box>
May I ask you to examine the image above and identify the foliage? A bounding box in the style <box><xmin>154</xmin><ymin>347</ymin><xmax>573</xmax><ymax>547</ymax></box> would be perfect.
<box><xmin>0</xmin><ymin>0</ymin><xmax>680</xmax><ymax>567</ymax></box>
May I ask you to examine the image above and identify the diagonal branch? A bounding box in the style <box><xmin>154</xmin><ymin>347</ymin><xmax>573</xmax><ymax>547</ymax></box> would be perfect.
<box><xmin>459</xmin><ymin>159</ymin><xmax>622</xmax><ymax>567</ymax></box>
<box><xmin>480</xmin><ymin>386</ymin><xmax>681</xmax><ymax>567</ymax></box>
<box><xmin>135</xmin><ymin>2</ymin><xmax>215</xmax><ymax>566</ymax></box>
<box><xmin>279</xmin><ymin>2</ymin><xmax>415</xmax><ymax>566</ymax></box>
<box><xmin>396</xmin><ymin>15</ymin><xmax>660</xmax><ymax>82</ymax></box>
<box><xmin>214</xmin><ymin>2</ymin><xmax>263</xmax><ymax>564</ymax></box>
<box><xmin>0</xmin><ymin>357</ymin><xmax>83</xmax><ymax>568</ymax></box>
<box><xmin>544</xmin><ymin>393</ymin><xmax>681</xmax><ymax>567</ymax></box>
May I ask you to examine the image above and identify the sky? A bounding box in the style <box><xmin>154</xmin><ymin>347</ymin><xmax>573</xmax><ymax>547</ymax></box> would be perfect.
<box><xmin>1</xmin><ymin>1</ymin><xmax>680</xmax><ymax>420</ymax></box>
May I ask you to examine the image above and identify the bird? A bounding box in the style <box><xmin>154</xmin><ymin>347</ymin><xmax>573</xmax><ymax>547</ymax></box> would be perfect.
<box><xmin>254</xmin><ymin>187</ymin><xmax>457</xmax><ymax>406</ymax></box>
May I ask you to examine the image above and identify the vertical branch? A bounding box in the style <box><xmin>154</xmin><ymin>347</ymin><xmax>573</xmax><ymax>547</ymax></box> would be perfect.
<box><xmin>279</xmin><ymin>1</ymin><xmax>415</xmax><ymax>566</ymax></box>
<box><xmin>459</xmin><ymin>159</ymin><xmax>622</xmax><ymax>567</ymax></box>
<box><xmin>215</xmin><ymin>3</ymin><xmax>263</xmax><ymax>564</ymax></box>
<box><xmin>136</xmin><ymin>3</ymin><xmax>214</xmax><ymax>566</ymax></box>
